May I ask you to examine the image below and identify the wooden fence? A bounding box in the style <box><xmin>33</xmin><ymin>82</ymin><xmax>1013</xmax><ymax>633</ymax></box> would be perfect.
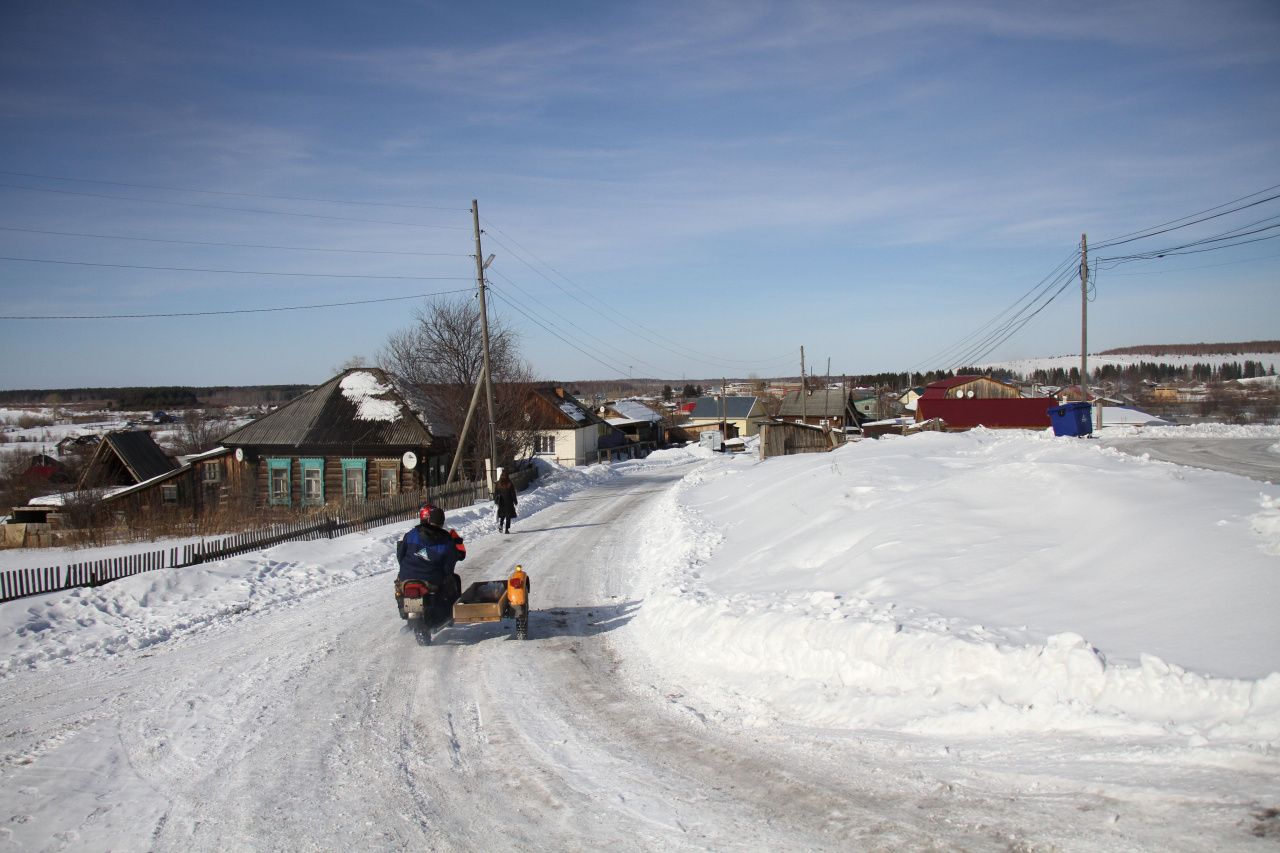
<box><xmin>0</xmin><ymin>477</ymin><xmax>492</xmax><ymax>603</ymax></box>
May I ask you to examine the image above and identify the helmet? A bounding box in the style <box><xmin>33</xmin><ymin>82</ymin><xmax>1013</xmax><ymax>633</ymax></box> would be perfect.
<box><xmin>420</xmin><ymin>504</ymin><xmax>444</xmax><ymax>527</ymax></box>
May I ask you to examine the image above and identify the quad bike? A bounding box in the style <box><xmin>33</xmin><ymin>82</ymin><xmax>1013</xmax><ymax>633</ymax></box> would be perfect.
<box><xmin>396</xmin><ymin>565</ymin><xmax>530</xmax><ymax>644</ymax></box>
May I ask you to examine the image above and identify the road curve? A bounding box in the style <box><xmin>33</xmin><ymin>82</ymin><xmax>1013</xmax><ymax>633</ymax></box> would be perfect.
<box><xmin>1099</xmin><ymin>436</ymin><xmax>1280</xmax><ymax>483</ymax></box>
<box><xmin>1</xmin><ymin>463</ymin><xmax>1263</xmax><ymax>852</ymax></box>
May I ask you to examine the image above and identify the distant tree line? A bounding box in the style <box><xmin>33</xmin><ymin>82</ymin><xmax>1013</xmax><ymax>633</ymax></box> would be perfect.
<box><xmin>0</xmin><ymin>385</ymin><xmax>310</xmax><ymax>409</ymax></box>
<box><xmin>1098</xmin><ymin>340</ymin><xmax>1280</xmax><ymax>357</ymax></box>
<box><xmin>1029</xmin><ymin>361</ymin><xmax>1277</xmax><ymax>386</ymax></box>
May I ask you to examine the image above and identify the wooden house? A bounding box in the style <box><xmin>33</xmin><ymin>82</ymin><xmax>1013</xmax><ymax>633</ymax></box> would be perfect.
<box><xmin>217</xmin><ymin>368</ymin><xmax>453</xmax><ymax>510</ymax></box>
<box><xmin>776</xmin><ymin>389</ymin><xmax>861</xmax><ymax>430</ymax></box>
<box><xmin>97</xmin><ymin>446</ymin><xmax>241</xmax><ymax>519</ymax></box>
<box><xmin>523</xmin><ymin>387</ymin><xmax>612</xmax><ymax>467</ymax></box>
<box><xmin>599</xmin><ymin>399</ymin><xmax>665</xmax><ymax>452</ymax></box>
<box><xmin>78</xmin><ymin>430</ymin><xmax>180</xmax><ymax>490</ymax></box>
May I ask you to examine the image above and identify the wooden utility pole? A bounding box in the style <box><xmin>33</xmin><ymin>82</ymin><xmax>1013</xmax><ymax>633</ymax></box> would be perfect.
<box><xmin>1080</xmin><ymin>233</ymin><xmax>1090</xmax><ymax>425</ymax></box>
<box><xmin>472</xmin><ymin>200</ymin><xmax>498</xmax><ymax>491</ymax></box>
<box><xmin>445</xmin><ymin>363</ymin><xmax>485</xmax><ymax>485</ymax></box>
<box><xmin>800</xmin><ymin>346</ymin><xmax>807</xmax><ymax>422</ymax></box>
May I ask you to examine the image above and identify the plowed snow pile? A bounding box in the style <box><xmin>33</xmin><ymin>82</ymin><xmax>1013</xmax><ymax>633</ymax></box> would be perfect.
<box><xmin>622</xmin><ymin>430</ymin><xmax>1280</xmax><ymax>749</ymax></box>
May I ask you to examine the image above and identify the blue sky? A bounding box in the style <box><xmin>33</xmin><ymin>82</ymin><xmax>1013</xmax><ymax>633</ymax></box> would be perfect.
<box><xmin>1</xmin><ymin>1</ymin><xmax>1277</xmax><ymax>389</ymax></box>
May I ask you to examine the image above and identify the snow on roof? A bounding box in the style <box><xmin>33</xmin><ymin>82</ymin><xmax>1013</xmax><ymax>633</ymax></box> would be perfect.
<box><xmin>340</xmin><ymin>371</ymin><xmax>401</xmax><ymax>422</ymax></box>
<box><xmin>558</xmin><ymin>401</ymin><xmax>588</xmax><ymax>423</ymax></box>
<box><xmin>611</xmin><ymin>399</ymin><xmax>662</xmax><ymax>422</ymax></box>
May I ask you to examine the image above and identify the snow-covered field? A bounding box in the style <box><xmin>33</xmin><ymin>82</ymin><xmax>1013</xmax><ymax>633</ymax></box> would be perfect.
<box><xmin>2</xmin><ymin>426</ymin><xmax>1279</xmax><ymax>849</ymax></box>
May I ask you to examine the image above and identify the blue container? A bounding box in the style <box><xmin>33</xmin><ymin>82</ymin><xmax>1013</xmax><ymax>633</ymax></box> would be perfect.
<box><xmin>1047</xmin><ymin>401</ymin><xmax>1093</xmax><ymax>437</ymax></box>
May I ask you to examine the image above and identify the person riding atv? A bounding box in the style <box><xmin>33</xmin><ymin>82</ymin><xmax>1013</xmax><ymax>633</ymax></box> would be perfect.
<box><xmin>395</xmin><ymin>504</ymin><xmax>466</xmax><ymax>624</ymax></box>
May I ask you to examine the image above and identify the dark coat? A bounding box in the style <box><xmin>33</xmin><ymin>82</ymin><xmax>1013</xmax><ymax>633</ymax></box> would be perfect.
<box><xmin>397</xmin><ymin>523</ymin><xmax>466</xmax><ymax>584</ymax></box>
<box><xmin>494</xmin><ymin>482</ymin><xmax>518</xmax><ymax>520</ymax></box>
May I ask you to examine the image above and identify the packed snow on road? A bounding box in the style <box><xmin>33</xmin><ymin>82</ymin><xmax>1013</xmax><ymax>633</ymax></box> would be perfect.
<box><xmin>2</xmin><ymin>426</ymin><xmax>1278</xmax><ymax>851</ymax></box>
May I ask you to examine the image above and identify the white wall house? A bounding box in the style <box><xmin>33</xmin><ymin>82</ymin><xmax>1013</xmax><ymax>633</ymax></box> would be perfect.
<box><xmin>525</xmin><ymin>387</ymin><xmax>609</xmax><ymax>467</ymax></box>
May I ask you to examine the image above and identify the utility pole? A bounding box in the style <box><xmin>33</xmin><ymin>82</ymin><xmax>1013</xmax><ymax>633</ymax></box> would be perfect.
<box><xmin>800</xmin><ymin>346</ymin><xmax>807</xmax><ymax>422</ymax></box>
<box><xmin>720</xmin><ymin>377</ymin><xmax>727</xmax><ymax>437</ymax></box>
<box><xmin>1080</xmin><ymin>233</ymin><xmax>1091</xmax><ymax>427</ymax></box>
<box><xmin>472</xmin><ymin>200</ymin><xmax>498</xmax><ymax>491</ymax></box>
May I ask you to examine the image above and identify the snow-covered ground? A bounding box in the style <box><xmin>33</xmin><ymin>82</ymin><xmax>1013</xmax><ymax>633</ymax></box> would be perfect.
<box><xmin>2</xmin><ymin>426</ymin><xmax>1279</xmax><ymax>849</ymax></box>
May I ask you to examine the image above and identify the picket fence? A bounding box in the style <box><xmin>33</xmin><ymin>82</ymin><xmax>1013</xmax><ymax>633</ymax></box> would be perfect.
<box><xmin>0</xmin><ymin>479</ymin><xmax>488</xmax><ymax>604</ymax></box>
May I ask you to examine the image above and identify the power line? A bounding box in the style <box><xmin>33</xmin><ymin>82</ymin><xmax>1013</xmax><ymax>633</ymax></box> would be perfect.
<box><xmin>1092</xmin><ymin>187</ymin><xmax>1280</xmax><ymax>250</ymax></box>
<box><xmin>1102</xmin><ymin>250</ymin><xmax>1280</xmax><ymax>276</ymax></box>
<box><xmin>0</xmin><ymin>255</ymin><xmax>472</xmax><ymax>281</ymax></box>
<box><xmin>481</xmin><ymin>223</ymin><xmax>797</xmax><ymax>373</ymax></box>
<box><xmin>0</xmin><ymin>288</ymin><xmax>473</xmax><ymax>320</ymax></box>
<box><xmin>0</xmin><ymin>170</ymin><xmax>469</xmax><ymax>212</ymax></box>
<box><xmin>0</xmin><ymin>183</ymin><xmax>469</xmax><ymax>230</ymax></box>
<box><xmin>488</xmin><ymin>271</ymin><xmax>677</xmax><ymax>377</ymax></box>
<box><xmin>908</xmin><ymin>250</ymin><xmax>1080</xmax><ymax>373</ymax></box>
<box><xmin>488</xmin><ymin>288</ymin><xmax>632</xmax><ymax>377</ymax></box>
<box><xmin>1097</xmin><ymin>220</ymin><xmax>1280</xmax><ymax>266</ymax></box>
<box><xmin>0</xmin><ymin>225</ymin><xmax>471</xmax><ymax>257</ymax></box>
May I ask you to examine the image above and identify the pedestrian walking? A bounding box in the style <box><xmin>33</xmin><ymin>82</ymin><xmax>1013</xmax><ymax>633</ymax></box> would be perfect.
<box><xmin>493</xmin><ymin>469</ymin><xmax>518</xmax><ymax>534</ymax></box>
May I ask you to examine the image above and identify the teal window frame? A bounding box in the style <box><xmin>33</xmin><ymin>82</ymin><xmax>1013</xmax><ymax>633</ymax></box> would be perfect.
<box><xmin>300</xmin><ymin>458</ymin><xmax>324</xmax><ymax>507</ymax></box>
<box><xmin>267</xmin><ymin>458</ymin><xmax>291</xmax><ymax>506</ymax></box>
<box><xmin>341</xmin><ymin>458</ymin><xmax>366</xmax><ymax>500</ymax></box>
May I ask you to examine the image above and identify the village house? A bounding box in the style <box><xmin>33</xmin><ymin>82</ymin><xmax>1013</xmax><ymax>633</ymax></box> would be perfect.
<box><xmin>79</xmin><ymin>429</ymin><xmax>180</xmax><ymax>490</ymax></box>
<box><xmin>775</xmin><ymin>389</ymin><xmax>862</xmax><ymax>431</ymax></box>
<box><xmin>217</xmin><ymin>368</ymin><xmax>453</xmax><ymax>510</ymax></box>
<box><xmin>915</xmin><ymin>375</ymin><xmax>1056</xmax><ymax>430</ymax></box>
<box><xmin>523</xmin><ymin>387</ymin><xmax>612</xmax><ymax>467</ymax></box>
<box><xmin>684</xmin><ymin>395</ymin><xmax>767</xmax><ymax>439</ymax></box>
<box><xmin>598</xmin><ymin>399</ymin><xmax>665</xmax><ymax>454</ymax></box>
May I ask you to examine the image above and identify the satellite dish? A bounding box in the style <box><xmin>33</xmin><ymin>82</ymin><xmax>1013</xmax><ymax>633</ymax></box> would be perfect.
<box><xmin>402</xmin><ymin>451</ymin><xmax>418</xmax><ymax>470</ymax></box>
<box><xmin>966</xmin><ymin>390</ymin><xmax>975</xmax><ymax>398</ymax></box>
<box><xmin>234</xmin><ymin>448</ymin><xmax>244</xmax><ymax>462</ymax></box>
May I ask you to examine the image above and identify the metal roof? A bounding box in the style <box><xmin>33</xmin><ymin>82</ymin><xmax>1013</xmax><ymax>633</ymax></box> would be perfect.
<box><xmin>608</xmin><ymin>399</ymin><xmax>663</xmax><ymax>423</ymax></box>
<box><xmin>102</xmin><ymin>430</ymin><xmax>180</xmax><ymax>482</ymax></box>
<box><xmin>528</xmin><ymin>387</ymin><xmax>607</xmax><ymax>428</ymax></box>
<box><xmin>219</xmin><ymin>368</ymin><xmax>435</xmax><ymax>449</ymax></box>
<box><xmin>688</xmin><ymin>396</ymin><xmax>760</xmax><ymax>420</ymax></box>
<box><xmin>776</xmin><ymin>390</ymin><xmax>852</xmax><ymax>418</ymax></box>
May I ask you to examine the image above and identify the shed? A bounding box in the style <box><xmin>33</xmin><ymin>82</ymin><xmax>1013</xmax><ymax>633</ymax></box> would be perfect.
<box><xmin>78</xmin><ymin>430</ymin><xmax>179</xmax><ymax>490</ymax></box>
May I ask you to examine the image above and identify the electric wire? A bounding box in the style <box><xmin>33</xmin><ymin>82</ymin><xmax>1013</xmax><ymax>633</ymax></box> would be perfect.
<box><xmin>0</xmin><ymin>287</ymin><xmax>474</xmax><ymax>320</ymax></box>
<box><xmin>0</xmin><ymin>225</ymin><xmax>470</xmax><ymax>257</ymax></box>
<box><xmin>487</xmin><ymin>270</ymin><xmax>678</xmax><ymax>378</ymax></box>
<box><xmin>0</xmin><ymin>170</ymin><xmax>469</xmax><ymax>212</ymax></box>
<box><xmin>908</xmin><ymin>250</ymin><xmax>1080</xmax><ymax>373</ymax></box>
<box><xmin>481</xmin><ymin>222</ymin><xmax>798</xmax><ymax>372</ymax></box>
<box><xmin>1091</xmin><ymin>188</ymin><xmax>1280</xmax><ymax>250</ymax></box>
<box><xmin>917</xmin><ymin>182</ymin><xmax>1280</xmax><ymax>374</ymax></box>
<box><xmin>487</xmin><ymin>287</ymin><xmax>633</xmax><ymax>378</ymax></box>
<box><xmin>0</xmin><ymin>255</ymin><xmax>472</xmax><ymax>280</ymax></box>
<box><xmin>0</xmin><ymin>183</ymin><xmax>469</xmax><ymax>230</ymax></box>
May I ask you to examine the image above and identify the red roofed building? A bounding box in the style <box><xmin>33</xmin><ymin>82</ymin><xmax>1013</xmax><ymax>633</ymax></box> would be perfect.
<box><xmin>916</xmin><ymin>376</ymin><xmax>1055</xmax><ymax>430</ymax></box>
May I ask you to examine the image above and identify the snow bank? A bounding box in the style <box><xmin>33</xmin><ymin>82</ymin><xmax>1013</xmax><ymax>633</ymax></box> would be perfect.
<box><xmin>621</xmin><ymin>430</ymin><xmax>1280</xmax><ymax>745</ymax></box>
<box><xmin>1099</xmin><ymin>422</ymin><xmax>1280</xmax><ymax>438</ymax></box>
<box><xmin>0</xmin><ymin>456</ymin><xmax>660</xmax><ymax>674</ymax></box>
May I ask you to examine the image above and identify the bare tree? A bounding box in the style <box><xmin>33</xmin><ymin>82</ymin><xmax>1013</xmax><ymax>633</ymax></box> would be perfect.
<box><xmin>332</xmin><ymin>355</ymin><xmax>368</xmax><ymax>373</ymax></box>
<box><xmin>172</xmin><ymin>409</ymin><xmax>235</xmax><ymax>455</ymax></box>
<box><xmin>379</xmin><ymin>297</ymin><xmax>535</xmax><ymax>474</ymax></box>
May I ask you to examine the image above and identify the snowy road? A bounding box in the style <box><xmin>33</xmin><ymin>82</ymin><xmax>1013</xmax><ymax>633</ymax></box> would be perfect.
<box><xmin>3</xmin><ymin>459</ymin><xmax>1276</xmax><ymax>851</ymax></box>
<box><xmin>1101</xmin><ymin>436</ymin><xmax>1280</xmax><ymax>483</ymax></box>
